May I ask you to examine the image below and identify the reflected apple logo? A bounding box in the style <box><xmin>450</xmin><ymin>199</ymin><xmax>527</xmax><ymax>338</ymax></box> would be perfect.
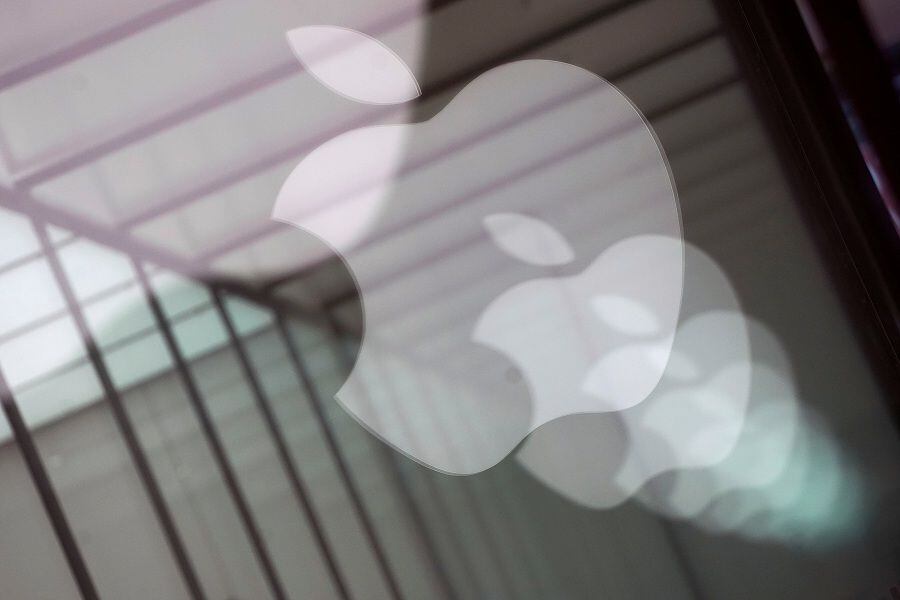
<box><xmin>273</xmin><ymin>26</ymin><xmax>684</xmax><ymax>474</ymax></box>
<box><xmin>473</xmin><ymin>222</ymin><xmax>682</xmax><ymax>426</ymax></box>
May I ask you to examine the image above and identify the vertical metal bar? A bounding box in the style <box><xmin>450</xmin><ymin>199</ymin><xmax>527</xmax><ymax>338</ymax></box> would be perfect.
<box><xmin>0</xmin><ymin>370</ymin><xmax>101</xmax><ymax>600</ymax></box>
<box><xmin>32</xmin><ymin>222</ymin><xmax>207</xmax><ymax>600</ymax></box>
<box><xmin>132</xmin><ymin>262</ymin><xmax>292</xmax><ymax>600</ymax></box>
<box><xmin>320</xmin><ymin>313</ymin><xmax>461</xmax><ymax>600</ymax></box>
<box><xmin>210</xmin><ymin>289</ymin><xmax>361</xmax><ymax>599</ymax></box>
<box><xmin>396</xmin><ymin>467</ymin><xmax>483</xmax><ymax>600</ymax></box>
<box><xmin>362</xmin><ymin>353</ymin><xmax>519</xmax><ymax>600</ymax></box>
<box><xmin>272</xmin><ymin>313</ymin><xmax>414</xmax><ymax>600</ymax></box>
<box><xmin>401</xmin><ymin>380</ymin><xmax>532</xmax><ymax>598</ymax></box>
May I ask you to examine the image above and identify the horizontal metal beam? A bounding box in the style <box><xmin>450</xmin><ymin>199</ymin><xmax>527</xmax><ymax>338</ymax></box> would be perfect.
<box><xmin>59</xmin><ymin>0</ymin><xmax>643</xmax><ymax>230</ymax></box>
<box><xmin>15</xmin><ymin>61</ymin><xmax>297</xmax><ymax>187</ymax></box>
<box><xmin>0</xmin><ymin>185</ymin><xmax>326</xmax><ymax>327</ymax></box>
<box><xmin>262</xmin><ymin>47</ymin><xmax>732</xmax><ymax>297</ymax></box>
<box><xmin>0</xmin><ymin>0</ymin><xmax>213</xmax><ymax>92</ymax></box>
<box><xmin>196</xmin><ymin>23</ymin><xmax>719</xmax><ymax>270</ymax></box>
<box><xmin>13</xmin><ymin>0</ymin><xmax>465</xmax><ymax>188</ymax></box>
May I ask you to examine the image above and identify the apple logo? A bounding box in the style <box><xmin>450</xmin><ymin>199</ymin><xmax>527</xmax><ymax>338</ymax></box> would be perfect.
<box><xmin>473</xmin><ymin>225</ymin><xmax>683</xmax><ymax>426</ymax></box>
<box><xmin>515</xmin><ymin>241</ymin><xmax>752</xmax><ymax>508</ymax></box>
<box><xmin>274</xmin><ymin>26</ymin><xmax>684</xmax><ymax>474</ymax></box>
<box><xmin>515</xmin><ymin>242</ymin><xmax>864</xmax><ymax>543</ymax></box>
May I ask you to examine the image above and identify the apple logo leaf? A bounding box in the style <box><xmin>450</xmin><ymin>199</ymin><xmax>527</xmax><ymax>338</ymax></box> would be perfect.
<box><xmin>286</xmin><ymin>25</ymin><xmax>421</xmax><ymax>105</ymax></box>
<box><xmin>483</xmin><ymin>213</ymin><xmax>575</xmax><ymax>266</ymax></box>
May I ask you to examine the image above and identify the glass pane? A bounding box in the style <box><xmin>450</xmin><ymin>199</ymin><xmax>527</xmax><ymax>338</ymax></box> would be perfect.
<box><xmin>2</xmin><ymin>0</ymin><xmax>899</xmax><ymax>598</ymax></box>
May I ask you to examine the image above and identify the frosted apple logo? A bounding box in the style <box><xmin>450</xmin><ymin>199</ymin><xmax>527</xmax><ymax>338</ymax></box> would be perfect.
<box><xmin>274</xmin><ymin>26</ymin><xmax>684</xmax><ymax>474</ymax></box>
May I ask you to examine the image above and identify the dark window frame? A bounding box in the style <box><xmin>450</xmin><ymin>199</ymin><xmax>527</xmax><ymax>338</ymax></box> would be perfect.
<box><xmin>713</xmin><ymin>0</ymin><xmax>900</xmax><ymax>420</ymax></box>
